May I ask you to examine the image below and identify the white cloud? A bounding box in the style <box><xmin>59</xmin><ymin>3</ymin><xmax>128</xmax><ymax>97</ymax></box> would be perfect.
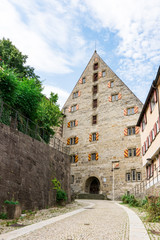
<box><xmin>42</xmin><ymin>84</ymin><xmax>69</xmax><ymax>109</ymax></box>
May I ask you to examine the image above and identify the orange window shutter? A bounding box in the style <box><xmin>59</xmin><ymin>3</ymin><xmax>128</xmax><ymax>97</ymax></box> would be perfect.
<box><xmin>75</xmin><ymin>120</ymin><xmax>78</xmax><ymax>126</ymax></box>
<box><xmin>124</xmin><ymin>109</ymin><xmax>127</xmax><ymax>116</ymax></box>
<box><xmin>134</xmin><ymin>106</ymin><xmax>138</xmax><ymax>113</ymax></box>
<box><xmin>67</xmin><ymin>122</ymin><xmax>70</xmax><ymax>128</ymax></box>
<box><xmin>76</xmin><ymin>105</ymin><xmax>79</xmax><ymax>110</ymax></box>
<box><xmin>136</xmin><ymin>148</ymin><xmax>140</xmax><ymax>156</ymax></box>
<box><xmin>135</xmin><ymin>126</ymin><xmax>139</xmax><ymax>134</ymax></box>
<box><xmin>96</xmin><ymin>132</ymin><xmax>99</xmax><ymax>140</ymax></box>
<box><xmin>75</xmin><ymin>155</ymin><xmax>78</xmax><ymax>163</ymax></box>
<box><xmin>96</xmin><ymin>153</ymin><xmax>98</xmax><ymax>160</ymax></box>
<box><xmin>98</xmin><ymin>72</ymin><xmax>102</xmax><ymax>78</ymax></box>
<box><xmin>69</xmin><ymin>107</ymin><xmax>71</xmax><ymax>112</ymax></box>
<box><xmin>78</xmin><ymin>91</ymin><xmax>81</xmax><ymax>97</ymax></box>
<box><xmin>124</xmin><ymin>128</ymin><xmax>128</xmax><ymax>136</ymax></box>
<box><xmin>89</xmin><ymin>134</ymin><xmax>92</xmax><ymax>142</ymax></box>
<box><xmin>108</xmin><ymin>96</ymin><xmax>112</xmax><ymax>102</ymax></box>
<box><xmin>75</xmin><ymin>137</ymin><xmax>79</xmax><ymax>144</ymax></box>
<box><xmin>88</xmin><ymin>154</ymin><xmax>91</xmax><ymax>161</ymax></box>
<box><xmin>118</xmin><ymin>93</ymin><xmax>122</xmax><ymax>100</ymax></box>
<box><xmin>107</xmin><ymin>81</ymin><xmax>111</xmax><ymax>88</ymax></box>
<box><xmin>79</xmin><ymin>78</ymin><xmax>82</xmax><ymax>84</ymax></box>
<box><xmin>124</xmin><ymin>149</ymin><xmax>128</xmax><ymax>158</ymax></box>
<box><xmin>67</xmin><ymin>138</ymin><xmax>70</xmax><ymax>145</ymax></box>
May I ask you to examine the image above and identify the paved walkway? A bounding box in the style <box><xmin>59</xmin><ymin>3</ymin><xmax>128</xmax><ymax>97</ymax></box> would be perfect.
<box><xmin>0</xmin><ymin>200</ymin><xmax>149</xmax><ymax>240</ymax></box>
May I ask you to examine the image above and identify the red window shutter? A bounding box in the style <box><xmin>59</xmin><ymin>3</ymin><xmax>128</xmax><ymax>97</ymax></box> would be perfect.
<box><xmin>78</xmin><ymin>91</ymin><xmax>81</xmax><ymax>97</ymax></box>
<box><xmin>79</xmin><ymin>78</ymin><xmax>82</xmax><ymax>84</ymax></box>
<box><xmin>136</xmin><ymin>148</ymin><xmax>140</xmax><ymax>157</ymax></box>
<box><xmin>134</xmin><ymin>106</ymin><xmax>138</xmax><ymax>113</ymax></box>
<box><xmin>76</xmin><ymin>105</ymin><xmax>79</xmax><ymax>110</ymax></box>
<box><xmin>144</xmin><ymin>142</ymin><xmax>146</xmax><ymax>152</ymax></box>
<box><xmin>108</xmin><ymin>96</ymin><xmax>112</xmax><ymax>102</ymax></box>
<box><xmin>150</xmin><ymin>130</ymin><xmax>153</xmax><ymax>143</ymax></box>
<box><xmin>67</xmin><ymin>122</ymin><xmax>70</xmax><ymax>128</ymax></box>
<box><xmin>154</xmin><ymin>122</ymin><xmax>157</xmax><ymax>136</ymax></box>
<box><xmin>124</xmin><ymin>149</ymin><xmax>128</xmax><ymax>158</ymax></box>
<box><xmin>98</xmin><ymin>72</ymin><xmax>102</xmax><ymax>78</ymax></box>
<box><xmin>88</xmin><ymin>154</ymin><xmax>91</xmax><ymax>161</ymax></box>
<box><xmin>96</xmin><ymin>132</ymin><xmax>99</xmax><ymax>141</ymax></box>
<box><xmin>149</xmin><ymin>102</ymin><xmax>152</xmax><ymax>113</ymax></box>
<box><xmin>154</xmin><ymin>90</ymin><xmax>157</xmax><ymax>103</ymax></box>
<box><xmin>67</xmin><ymin>138</ymin><xmax>70</xmax><ymax>145</ymax></box>
<box><xmin>108</xmin><ymin>81</ymin><xmax>111</xmax><ymax>88</ymax></box>
<box><xmin>124</xmin><ymin>128</ymin><xmax>128</xmax><ymax>136</ymax></box>
<box><xmin>147</xmin><ymin>137</ymin><xmax>149</xmax><ymax>148</ymax></box>
<box><xmin>124</xmin><ymin>109</ymin><xmax>127</xmax><ymax>116</ymax></box>
<box><xmin>69</xmin><ymin>107</ymin><xmax>71</xmax><ymax>112</ymax></box>
<box><xmin>96</xmin><ymin>153</ymin><xmax>98</xmax><ymax>160</ymax></box>
<box><xmin>118</xmin><ymin>93</ymin><xmax>122</xmax><ymax>100</ymax></box>
<box><xmin>135</xmin><ymin>126</ymin><xmax>139</xmax><ymax>134</ymax></box>
<box><xmin>89</xmin><ymin>134</ymin><xmax>92</xmax><ymax>142</ymax></box>
<box><xmin>144</xmin><ymin>114</ymin><xmax>147</xmax><ymax>124</ymax></box>
<box><xmin>75</xmin><ymin>155</ymin><xmax>78</xmax><ymax>163</ymax></box>
<box><xmin>75</xmin><ymin>120</ymin><xmax>78</xmax><ymax>126</ymax></box>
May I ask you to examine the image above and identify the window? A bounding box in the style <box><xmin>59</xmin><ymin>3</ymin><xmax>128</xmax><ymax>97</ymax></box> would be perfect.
<box><xmin>93</xmin><ymin>62</ymin><xmax>98</xmax><ymax>70</ymax></box>
<box><xmin>82</xmin><ymin>77</ymin><xmax>86</xmax><ymax>84</ymax></box>
<box><xmin>73</xmin><ymin>92</ymin><xmax>78</xmax><ymax>98</ymax></box>
<box><xmin>151</xmin><ymin>95</ymin><xmax>155</xmax><ymax>112</ymax></box>
<box><xmin>93</xmin><ymin>85</ymin><xmax>98</xmax><ymax>95</ymax></box>
<box><xmin>92</xmin><ymin>133</ymin><xmax>96</xmax><ymax>141</ymax></box>
<box><xmin>137</xmin><ymin>173</ymin><xmax>141</xmax><ymax>181</ymax></box>
<box><xmin>71</xmin><ymin>175</ymin><xmax>74</xmax><ymax>184</ymax></box>
<box><xmin>156</xmin><ymin>121</ymin><xmax>159</xmax><ymax>133</ymax></box>
<box><xmin>148</xmin><ymin>136</ymin><xmax>151</xmax><ymax>146</ymax></box>
<box><xmin>102</xmin><ymin>71</ymin><xmax>106</xmax><ymax>77</ymax></box>
<box><xmin>128</xmin><ymin>148</ymin><xmax>136</xmax><ymax>157</ymax></box>
<box><xmin>142</xmin><ymin>119</ymin><xmax>146</xmax><ymax>131</ymax></box>
<box><xmin>93</xmin><ymin>99</ymin><xmax>97</xmax><ymax>108</ymax></box>
<box><xmin>111</xmin><ymin>94</ymin><xmax>118</xmax><ymax>101</ymax></box>
<box><xmin>127</xmin><ymin>126</ymin><xmax>135</xmax><ymax>135</ymax></box>
<box><xmin>132</xmin><ymin>170</ymin><xmax>136</xmax><ymax>181</ymax></box>
<box><xmin>152</xmin><ymin>129</ymin><xmax>155</xmax><ymax>140</ymax></box>
<box><xmin>126</xmin><ymin>173</ymin><xmax>130</xmax><ymax>181</ymax></box>
<box><xmin>127</xmin><ymin>107</ymin><xmax>134</xmax><ymax>115</ymax></box>
<box><xmin>70</xmin><ymin>120</ymin><xmax>76</xmax><ymax>127</ymax></box>
<box><xmin>71</xmin><ymin>105</ymin><xmax>77</xmax><ymax>112</ymax></box>
<box><xmin>70</xmin><ymin>155</ymin><xmax>76</xmax><ymax>163</ymax></box>
<box><xmin>93</xmin><ymin>72</ymin><xmax>98</xmax><ymax>82</ymax></box>
<box><xmin>92</xmin><ymin>115</ymin><xmax>97</xmax><ymax>125</ymax></box>
<box><xmin>111</xmin><ymin>81</ymin><xmax>114</xmax><ymax>88</ymax></box>
<box><xmin>70</xmin><ymin>137</ymin><xmax>76</xmax><ymax>145</ymax></box>
<box><xmin>91</xmin><ymin>153</ymin><xmax>96</xmax><ymax>160</ymax></box>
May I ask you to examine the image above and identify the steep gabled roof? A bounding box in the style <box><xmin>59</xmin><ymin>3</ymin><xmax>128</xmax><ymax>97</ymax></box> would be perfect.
<box><xmin>137</xmin><ymin>66</ymin><xmax>160</xmax><ymax>126</ymax></box>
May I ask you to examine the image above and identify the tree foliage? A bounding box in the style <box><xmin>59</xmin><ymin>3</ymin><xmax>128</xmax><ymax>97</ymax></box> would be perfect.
<box><xmin>0</xmin><ymin>38</ymin><xmax>40</xmax><ymax>81</ymax></box>
<box><xmin>0</xmin><ymin>38</ymin><xmax>63</xmax><ymax>143</ymax></box>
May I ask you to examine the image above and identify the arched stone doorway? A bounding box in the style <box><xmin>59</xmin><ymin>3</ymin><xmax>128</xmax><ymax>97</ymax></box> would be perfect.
<box><xmin>85</xmin><ymin>177</ymin><xmax>100</xmax><ymax>194</ymax></box>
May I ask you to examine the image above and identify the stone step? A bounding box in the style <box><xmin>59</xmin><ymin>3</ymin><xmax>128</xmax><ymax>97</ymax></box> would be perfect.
<box><xmin>77</xmin><ymin>193</ymin><xmax>106</xmax><ymax>200</ymax></box>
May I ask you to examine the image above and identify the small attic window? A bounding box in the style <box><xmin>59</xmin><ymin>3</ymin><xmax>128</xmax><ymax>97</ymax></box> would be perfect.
<box><xmin>93</xmin><ymin>63</ymin><xmax>98</xmax><ymax>70</ymax></box>
<box><xmin>82</xmin><ymin>77</ymin><xmax>86</xmax><ymax>84</ymax></box>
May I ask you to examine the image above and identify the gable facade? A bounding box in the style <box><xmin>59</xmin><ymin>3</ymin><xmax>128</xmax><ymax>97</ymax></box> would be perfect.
<box><xmin>62</xmin><ymin>51</ymin><xmax>143</xmax><ymax>199</ymax></box>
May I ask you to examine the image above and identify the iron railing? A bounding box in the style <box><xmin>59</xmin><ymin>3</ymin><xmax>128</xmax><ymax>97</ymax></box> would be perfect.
<box><xmin>130</xmin><ymin>165</ymin><xmax>160</xmax><ymax>196</ymax></box>
<box><xmin>0</xmin><ymin>99</ymin><xmax>69</xmax><ymax>155</ymax></box>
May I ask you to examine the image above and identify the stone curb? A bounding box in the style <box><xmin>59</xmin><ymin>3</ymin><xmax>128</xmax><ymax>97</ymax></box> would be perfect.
<box><xmin>116</xmin><ymin>203</ymin><xmax>150</xmax><ymax>240</ymax></box>
<box><xmin>0</xmin><ymin>202</ymin><xmax>95</xmax><ymax>240</ymax></box>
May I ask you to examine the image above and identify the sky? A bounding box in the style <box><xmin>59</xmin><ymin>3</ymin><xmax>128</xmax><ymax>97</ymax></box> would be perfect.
<box><xmin>0</xmin><ymin>0</ymin><xmax>160</xmax><ymax>108</ymax></box>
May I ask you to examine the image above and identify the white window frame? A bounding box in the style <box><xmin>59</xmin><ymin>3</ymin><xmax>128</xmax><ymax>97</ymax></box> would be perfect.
<box><xmin>132</xmin><ymin>170</ymin><xmax>136</xmax><ymax>181</ymax></box>
<box><xmin>137</xmin><ymin>172</ymin><xmax>141</xmax><ymax>181</ymax></box>
<box><xmin>126</xmin><ymin>173</ymin><xmax>131</xmax><ymax>181</ymax></box>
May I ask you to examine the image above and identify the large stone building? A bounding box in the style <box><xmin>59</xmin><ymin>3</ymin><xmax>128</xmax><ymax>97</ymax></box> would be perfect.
<box><xmin>62</xmin><ymin>51</ymin><xmax>143</xmax><ymax>199</ymax></box>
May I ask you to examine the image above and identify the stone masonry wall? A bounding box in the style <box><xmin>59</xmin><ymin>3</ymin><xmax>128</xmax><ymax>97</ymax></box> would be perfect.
<box><xmin>0</xmin><ymin>123</ymin><xmax>70</xmax><ymax>212</ymax></box>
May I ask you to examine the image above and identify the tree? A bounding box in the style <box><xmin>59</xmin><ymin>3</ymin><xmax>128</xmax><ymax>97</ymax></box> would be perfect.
<box><xmin>0</xmin><ymin>38</ymin><xmax>40</xmax><ymax>82</ymax></box>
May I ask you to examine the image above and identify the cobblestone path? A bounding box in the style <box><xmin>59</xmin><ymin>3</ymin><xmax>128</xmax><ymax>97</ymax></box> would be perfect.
<box><xmin>16</xmin><ymin>200</ymin><xmax>129</xmax><ymax>240</ymax></box>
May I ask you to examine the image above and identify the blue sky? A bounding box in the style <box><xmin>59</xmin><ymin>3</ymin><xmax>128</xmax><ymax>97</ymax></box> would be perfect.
<box><xmin>1</xmin><ymin>0</ymin><xmax>160</xmax><ymax>108</ymax></box>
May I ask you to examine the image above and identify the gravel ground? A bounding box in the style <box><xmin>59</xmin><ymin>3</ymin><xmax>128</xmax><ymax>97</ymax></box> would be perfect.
<box><xmin>0</xmin><ymin>200</ymin><xmax>87</xmax><ymax>235</ymax></box>
<box><xmin>14</xmin><ymin>200</ymin><xmax>129</xmax><ymax>240</ymax></box>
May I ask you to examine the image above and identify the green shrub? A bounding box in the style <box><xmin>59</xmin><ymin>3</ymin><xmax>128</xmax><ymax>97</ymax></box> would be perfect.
<box><xmin>4</xmin><ymin>200</ymin><xmax>19</xmax><ymax>205</ymax></box>
<box><xmin>121</xmin><ymin>194</ymin><xmax>139</xmax><ymax>207</ymax></box>
<box><xmin>56</xmin><ymin>189</ymin><xmax>67</xmax><ymax>202</ymax></box>
<box><xmin>0</xmin><ymin>212</ymin><xmax>7</xmax><ymax>219</ymax></box>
